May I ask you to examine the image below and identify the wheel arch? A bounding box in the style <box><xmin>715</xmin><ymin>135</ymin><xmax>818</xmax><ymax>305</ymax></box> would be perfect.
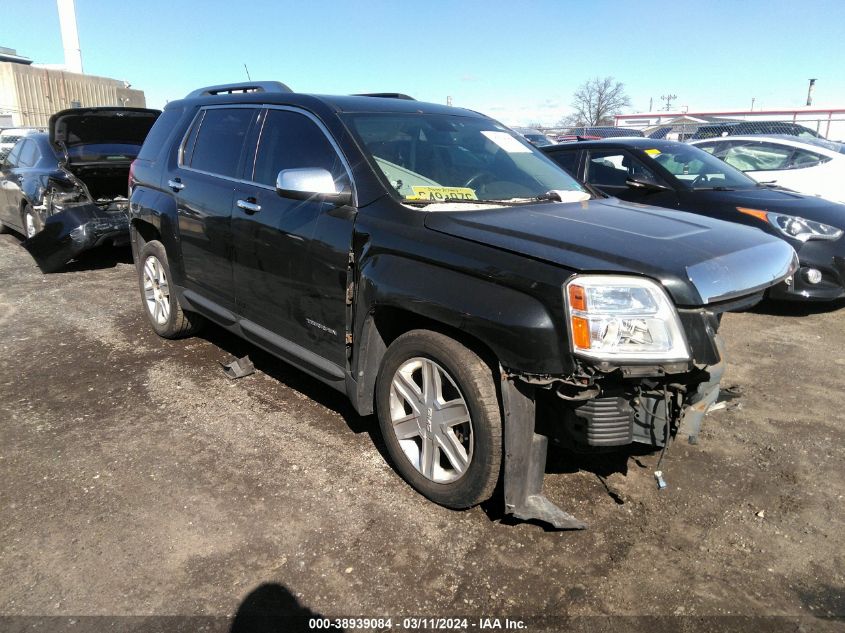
<box><xmin>349</xmin><ymin>257</ymin><xmax>569</xmax><ymax>415</ymax></box>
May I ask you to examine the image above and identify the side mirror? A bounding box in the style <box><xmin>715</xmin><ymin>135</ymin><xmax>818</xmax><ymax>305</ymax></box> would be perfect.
<box><xmin>625</xmin><ymin>176</ymin><xmax>667</xmax><ymax>192</ymax></box>
<box><xmin>276</xmin><ymin>168</ymin><xmax>352</xmax><ymax>206</ymax></box>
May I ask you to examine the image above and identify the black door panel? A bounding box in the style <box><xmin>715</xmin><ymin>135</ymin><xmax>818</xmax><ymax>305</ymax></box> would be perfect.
<box><xmin>173</xmin><ymin>107</ymin><xmax>258</xmax><ymax>310</ymax></box>
<box><xmin>175</xmin><ymin>171</ymin><xmax>237</xmax><ymax>308</ymax></box>
<box><xmin>232</xmin><ymin>108</ymin><xmax>355</xmax><ymax>366</ymax></box>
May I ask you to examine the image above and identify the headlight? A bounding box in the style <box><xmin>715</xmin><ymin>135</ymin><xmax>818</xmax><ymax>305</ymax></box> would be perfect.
<box><xmin>564</xmin><ymin>275</ymin><xmax>690</xmax><ymax>362</ymax></box>
<box><xmin>737</xmin><ymin>207</ymin><xmax>842</xmax><ymax>242</ymax></box>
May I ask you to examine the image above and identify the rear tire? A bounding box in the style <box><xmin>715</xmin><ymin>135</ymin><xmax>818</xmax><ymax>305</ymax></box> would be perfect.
<box><xmin>138</xmin><ymin>240</ymin><xmax>203</xmax><ymax>339</ymax></box>
<box><xmin>375</xmin><ymin>329</ymin><xmax>502</xmax><ymax>509</ymax></box>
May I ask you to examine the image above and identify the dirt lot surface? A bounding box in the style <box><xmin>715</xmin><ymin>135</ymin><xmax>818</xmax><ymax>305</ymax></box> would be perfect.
<box><xmin>1</xmin><ymin>233</ymin><xmax>843</xmax><ymax>632</ymax></box>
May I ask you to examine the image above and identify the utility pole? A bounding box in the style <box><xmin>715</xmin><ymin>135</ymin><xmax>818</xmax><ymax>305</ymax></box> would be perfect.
<box><xmin>649</xmin><ymin>97</ymin><xmax>653</xmax><ymax>112</ymax></box>
<box><xmin>660</xmin><ymin>94</ymin><xmax>677</xmax><ymax>111</ymax></box>
<box><xmin>750</xmin><ymin>97</ymin><xmax>756</xmax><ymax>111</ymax></box>
<box><xmin>806</xmin><ymin>79</ymin><xmax>817</xmax><ymax>106</ymax></box>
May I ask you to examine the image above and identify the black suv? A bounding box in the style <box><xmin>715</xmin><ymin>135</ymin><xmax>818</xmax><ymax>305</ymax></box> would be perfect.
<box><xmin>129</xmin><ymin>82</ymin><xmax>796</xmax><ymax>528</ymax></box>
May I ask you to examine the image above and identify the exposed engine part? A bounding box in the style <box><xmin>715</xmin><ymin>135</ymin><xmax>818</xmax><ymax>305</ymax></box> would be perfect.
<box><xmin>554</xmin><ymin>381</ymin><xmax>601</xmax><ymax>401</ymax></box>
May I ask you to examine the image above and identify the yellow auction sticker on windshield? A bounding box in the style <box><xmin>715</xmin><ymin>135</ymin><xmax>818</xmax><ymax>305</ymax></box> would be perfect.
<box><xmin>645</xmin><ymin>148</ymin><xmax>661</xmax><ymax>156</ymax></box>
<box><xmin>407</xmin><ymin>186</ymin><xmax>478</xmax><ymax>201</ymax></box>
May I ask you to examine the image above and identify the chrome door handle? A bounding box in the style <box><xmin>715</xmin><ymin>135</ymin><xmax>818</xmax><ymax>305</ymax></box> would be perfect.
<box><xmin>236</xmin><ymin>199</ymin><xmax>261</xmax><ymax>214</ymax></box>
<box><xmin>167</xmin><ymin>179</ymin><xmax>185</xmax><ymax>191</ymax></box>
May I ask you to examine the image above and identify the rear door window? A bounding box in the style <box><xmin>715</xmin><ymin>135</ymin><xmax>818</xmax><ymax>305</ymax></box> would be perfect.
<box><xmin>547</xmin><ymin>150</ymin><xmax>579</xmax><ymax>177</ymax></box>
<box><xmin>17</xmin><ymin>140</ymin><xmax>37</xmax><ymax>167</ymax></box>
<box><xmin>722</xmin><ymin>141</ymin><xmax>792</xmax><ymax>171</ymax></box>
<box><xmin>188</xmin><ymin>108</ymin><xmax>255</xmax><ymax>178</ymax></box>
<box><xmin>585</xmin><ymin>150</ymin><xmax>660</xmax><ymax>187</ymax></box>
<box><xmin>789</xmin><ymin>148</ymin><xmax>830</xmax><ymax>169</ymax></box>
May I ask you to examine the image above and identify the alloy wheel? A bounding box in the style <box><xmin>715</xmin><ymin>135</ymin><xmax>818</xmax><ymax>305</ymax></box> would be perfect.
<box><xmin>142</xmin><ymin>255</ymin><xmax>171</xmax><ymax>325</ymax></box>
<box><xmin>388</xmin><ymin>357</ymin><xmax>473</xmax><ymax>483</ymax></box>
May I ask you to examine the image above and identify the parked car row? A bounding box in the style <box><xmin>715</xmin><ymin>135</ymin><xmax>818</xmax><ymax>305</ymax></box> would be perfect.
<box><xmin>542</xmin><ymin>138</ymin><xmax>845</xmax><ymax>301</ymax></box>
<box><xmin>2</xmin><ymin>83</ymin><xmax>828</xmax><ymax>531</ymax></box>
<box><xmin>690</xmin><ymin>135</ymin><xmax>845</xmax><ymax>204</ymax></box>
<box><xmin>514</xmin><ymin>120</ymin><xmax>845</xmax><ymax>207</ymax></box>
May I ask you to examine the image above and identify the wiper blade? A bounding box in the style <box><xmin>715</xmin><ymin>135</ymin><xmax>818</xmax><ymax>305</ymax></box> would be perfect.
<box><xmin>693</xmin><ymin>186</ymin><xmax>735</xmax><ymax>191</ymax></box>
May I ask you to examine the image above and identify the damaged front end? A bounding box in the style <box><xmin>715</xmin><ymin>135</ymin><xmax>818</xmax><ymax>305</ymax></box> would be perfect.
<box><xmin>499</xmin><ymin>279</ymin><xmax>759</xmax><ymax>530</ymax></box>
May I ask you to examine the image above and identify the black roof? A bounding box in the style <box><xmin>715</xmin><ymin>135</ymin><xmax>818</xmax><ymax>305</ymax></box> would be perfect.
<box><xmin>168</xmin><ymin>88</ymin><xmax>482</xmax><ymax>118</ymax></box>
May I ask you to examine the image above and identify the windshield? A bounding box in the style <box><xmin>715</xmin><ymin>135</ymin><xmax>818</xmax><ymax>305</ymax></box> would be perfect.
<box><xmin>345</xmin><ymin>113</ymin><xmax>587</xmax><ymax>203</ymax></box>
<box><xmin>649</xmin><ymin>145</ymin><xmax>758</xmax><ymax>190</ymax></box>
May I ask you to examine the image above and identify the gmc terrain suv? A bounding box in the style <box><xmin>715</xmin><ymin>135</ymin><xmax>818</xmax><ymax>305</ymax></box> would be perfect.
<box><xmin>128</xmin><ymin>82</ymin><xmax>796</xmax><ymax>528</ymax></box>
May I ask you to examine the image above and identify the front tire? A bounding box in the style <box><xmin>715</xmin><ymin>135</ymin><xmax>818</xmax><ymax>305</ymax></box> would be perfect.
<box><xmin>138</xmin><ymin>240</ymin><xmax>203</xmax><ymax>339</ymax></box>
<box><xmin>376</xmin><ymin>330</ymin><xmax>502</xmax><ymax>509</ymax></box>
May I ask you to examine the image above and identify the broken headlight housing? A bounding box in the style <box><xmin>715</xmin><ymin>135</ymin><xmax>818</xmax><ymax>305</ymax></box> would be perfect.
<box><xmin>737</xmin><ymin>207</ymin><xmax>842</xmax><ymax>243</ymax></box>
<box><xmin>564</xmin><ymin>275</ymin><xmax>690</xmax><ymax>362</ymax></box>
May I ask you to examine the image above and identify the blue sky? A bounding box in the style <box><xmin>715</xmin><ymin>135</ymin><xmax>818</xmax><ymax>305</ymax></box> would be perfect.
<box><xmin>3</xmin><ymin>0</ymin><xmax>845</xmax><ymax>125</ymax></box>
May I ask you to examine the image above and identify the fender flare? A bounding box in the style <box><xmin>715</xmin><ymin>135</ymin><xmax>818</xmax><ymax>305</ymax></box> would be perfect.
<box><xmin>349</xmin><ymin>254</ymin><xmax>571</xmax><ymax>414</ymax></box>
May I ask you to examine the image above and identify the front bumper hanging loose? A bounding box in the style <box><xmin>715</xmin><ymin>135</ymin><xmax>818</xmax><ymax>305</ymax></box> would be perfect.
<box><xmin>500</xmin><ymin>337</ymin><xmax>728</xmax><ymax>530</ymax></box>
<box><xmin>500</xmin><ymin>373</ymin><xmax>587</xmax><ymax>530</ymax></box>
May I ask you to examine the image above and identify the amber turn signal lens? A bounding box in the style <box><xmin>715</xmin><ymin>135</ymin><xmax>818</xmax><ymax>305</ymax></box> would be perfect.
<box><xmin>571</xmin><ymin>316</ymin><xmax>591</xmax><ymax>349</ymax></box>
<box><xmin>568</xmin><ymin>284</ymin><xmax>587</xmax><ymax>311</ymax></box>
<box><xmin>737</xmin><ymin>207</ymin><xmax>769</xmax><ymax>222</ymax></box>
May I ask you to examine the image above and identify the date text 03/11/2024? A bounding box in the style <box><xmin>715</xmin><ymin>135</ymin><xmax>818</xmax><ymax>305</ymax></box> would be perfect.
<box><xmin>307</xmin><ymin>617</ymin><xmax>527</xmax><ymax>630</ymax></box>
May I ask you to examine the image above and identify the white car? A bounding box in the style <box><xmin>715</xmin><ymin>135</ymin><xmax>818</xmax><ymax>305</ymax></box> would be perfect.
<box><xmin>0</xmin><ymin>127</ymin><xmax>41</xmax><ymax>160</ymax></box>
<box><xmin>691</xmin><ymin>135</ymin><xmax>845</xmax><ymax>204</ymax></box>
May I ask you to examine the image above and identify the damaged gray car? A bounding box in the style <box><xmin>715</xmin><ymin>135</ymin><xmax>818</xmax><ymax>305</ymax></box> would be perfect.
<box><xmin>0</xmin><ymin>107</ymin><xmax>160</xmax><ymax>272</ymax></box>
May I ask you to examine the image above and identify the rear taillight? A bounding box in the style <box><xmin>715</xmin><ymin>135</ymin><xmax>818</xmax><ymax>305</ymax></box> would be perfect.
<box><xmin>128</xmin><ymin>159</ymin><xmax>137</xmax><ymax>193</ymax></box>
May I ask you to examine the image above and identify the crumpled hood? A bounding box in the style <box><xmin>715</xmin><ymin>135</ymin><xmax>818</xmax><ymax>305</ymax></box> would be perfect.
<box><xmin>424</xmin><ymin>197</ymin><xmax>797</xmax><ymax>306</ymax></box>
<box><xmin>49</xmin><ymin>107</ymin><xmax>160</xmax><ymax>154</ymax></box>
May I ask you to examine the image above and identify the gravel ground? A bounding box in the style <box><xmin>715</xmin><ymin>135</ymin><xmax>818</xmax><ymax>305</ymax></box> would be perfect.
<box><xmin>0</xmin><ymin>233</ymin><xmax>843</xmax><ymax>632</ymax></box>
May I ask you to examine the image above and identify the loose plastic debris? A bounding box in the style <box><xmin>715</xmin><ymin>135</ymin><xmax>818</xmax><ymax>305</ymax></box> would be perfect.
<box><xmin>220</xmin><ymin>355</ymin><xmax>255</xmax><ymax>379</ymax></box>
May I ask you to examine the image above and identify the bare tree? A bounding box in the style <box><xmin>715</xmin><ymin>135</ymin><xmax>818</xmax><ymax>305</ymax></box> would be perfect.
<box><xmin>563</xmin><ymin>77</ymin><xmax>631</xmax><ymax>126</ymax></box>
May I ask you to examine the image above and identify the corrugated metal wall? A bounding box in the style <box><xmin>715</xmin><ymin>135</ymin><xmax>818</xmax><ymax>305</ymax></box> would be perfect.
<box><xmin>0</xmin><ymin>62</ymin><xmax>146</xmax><ymax>127</ymax></box>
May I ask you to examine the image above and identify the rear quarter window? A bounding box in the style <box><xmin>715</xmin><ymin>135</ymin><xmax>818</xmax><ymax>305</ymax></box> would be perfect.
<box><xmin>137</xmin><ymin>109</ymin><xmax>183</xmax><ymax>161</ymax></box>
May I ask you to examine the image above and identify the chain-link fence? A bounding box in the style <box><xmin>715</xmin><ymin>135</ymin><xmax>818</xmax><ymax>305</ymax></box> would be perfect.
<box><xmin>534</xmin><ymin>118</ymin><xmax>845</xmax><ymax>144</ymax></box>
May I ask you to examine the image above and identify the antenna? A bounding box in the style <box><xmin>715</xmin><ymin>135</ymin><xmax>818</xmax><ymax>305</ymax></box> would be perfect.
<box><xmin>244</xmin><ymin>64</ymin><xmax>252</xmax><ymax>81</ymax></box>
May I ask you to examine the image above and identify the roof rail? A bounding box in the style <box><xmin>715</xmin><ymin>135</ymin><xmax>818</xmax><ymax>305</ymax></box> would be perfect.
<box><xmin>185</xmin><ymin>81</ymin><xmax>293</xmax><ymax>99</ymax></box>
<box><xmin>353</xmin><ymin>93</ymin><xmax>416</xmax><ymax>101</ymax></box>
